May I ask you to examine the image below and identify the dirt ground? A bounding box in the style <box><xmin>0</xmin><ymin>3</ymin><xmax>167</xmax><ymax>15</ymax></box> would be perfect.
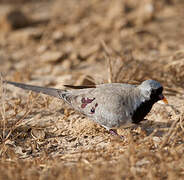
<box><xmin>0</xmin><ymin>0</ymin><xmax>184</xmax><ymax>179</ymax></box>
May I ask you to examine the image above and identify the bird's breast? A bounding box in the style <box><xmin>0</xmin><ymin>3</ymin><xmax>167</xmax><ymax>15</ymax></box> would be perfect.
<box><xmin>131</xmin><ymin>100</ymin><xmax>154</xmax><ymax>124</ymax></box>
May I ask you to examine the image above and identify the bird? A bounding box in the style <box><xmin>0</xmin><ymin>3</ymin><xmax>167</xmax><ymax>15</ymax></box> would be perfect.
<box><xmin>4</xmin><ymin>80</ymin><xmax>168</xmax><ymax>136</ymax></box>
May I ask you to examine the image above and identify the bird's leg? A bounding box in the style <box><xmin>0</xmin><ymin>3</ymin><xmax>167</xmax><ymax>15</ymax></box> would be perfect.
<box><xmin>109</xmin><ymin>129</ymin><xmax>124</xmax><ymax>139</ymax></box>
<box><xmin>109</xmin><ymin>129</ymin><xmax>119</xmax><ymax>136</ymax></box>
<box><xmin>101</xmin><ymin>125</ymin><xmax>123</xmax><ymax>139</ymax></box>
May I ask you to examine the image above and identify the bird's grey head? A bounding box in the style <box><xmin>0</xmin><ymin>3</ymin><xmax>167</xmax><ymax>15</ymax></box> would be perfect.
<box><xmin>138</xmin><ymin>80</ymin><xmax>168</xmax><ymax>104</ymax></box>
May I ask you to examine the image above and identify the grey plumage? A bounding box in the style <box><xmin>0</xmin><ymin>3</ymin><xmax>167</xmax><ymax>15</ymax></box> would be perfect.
<box><xmin>4</xmin><ymin>80</ymin><xmax>168</xmax><ymax>134</ymax></box>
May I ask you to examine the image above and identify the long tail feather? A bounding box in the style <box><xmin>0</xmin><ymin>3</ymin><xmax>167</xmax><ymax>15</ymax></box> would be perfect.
<box><xmin>4</xmin><ymin>81</ymin><xmax>64</xmax><ymax>98</ymax></box>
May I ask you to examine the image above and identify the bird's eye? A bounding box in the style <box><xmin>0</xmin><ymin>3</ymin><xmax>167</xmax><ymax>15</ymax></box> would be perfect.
<box><xmin>152</xmin><ymin>87</ymin><xmax>163</xmax><ymax>95</ymax></box>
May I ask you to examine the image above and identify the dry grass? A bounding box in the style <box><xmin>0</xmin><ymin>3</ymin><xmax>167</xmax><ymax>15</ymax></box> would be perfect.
<box><xmin>0</xmin><ymin>0</ymin><xmax>184</xmax><ymax>179</ymax></box>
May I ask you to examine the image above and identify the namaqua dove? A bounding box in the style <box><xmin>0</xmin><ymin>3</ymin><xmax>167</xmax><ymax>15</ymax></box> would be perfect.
<box><xmin>4</xmin><ymin>80</ymin><xmax>168</xmax><ymax>136</ymax></box>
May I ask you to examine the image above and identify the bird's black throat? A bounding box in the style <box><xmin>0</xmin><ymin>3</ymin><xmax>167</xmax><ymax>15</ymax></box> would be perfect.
<box><xmin>131</xmin><ymin>99</ymin><xmax>156</xmax><ymax>124</ymax></box>
<box><xmin>132</xmin><ymin>86</ymin><xmax>163</xmax><ymax>124</ymax></box>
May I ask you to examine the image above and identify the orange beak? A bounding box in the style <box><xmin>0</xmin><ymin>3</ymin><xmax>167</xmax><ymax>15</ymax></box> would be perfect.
<box><xmin>162</xmin><ymin>97</ymin><xmax>168</xmax><ymax>104</ymax></box>
<box><xmin>159</xmin><ymin>94</ymin><xmax>168</xmax><ymax>104</ymax></box>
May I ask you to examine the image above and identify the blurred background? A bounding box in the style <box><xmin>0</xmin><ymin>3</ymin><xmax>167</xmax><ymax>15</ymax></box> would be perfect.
<box><xmin>0</xmin><ymin>0</ymin><xmax>184</xmax><ymax>88</ymax></box>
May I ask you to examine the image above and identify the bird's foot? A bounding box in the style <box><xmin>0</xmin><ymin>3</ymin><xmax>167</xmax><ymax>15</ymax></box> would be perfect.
<box><xmin>109</xmin><ymin>129</ymin><xmax>123</xmax><ymax>139</ymax></box>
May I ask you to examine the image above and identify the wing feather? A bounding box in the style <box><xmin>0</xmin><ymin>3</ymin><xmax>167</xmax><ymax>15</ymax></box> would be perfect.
<box><xmin>64</xmin><ymin>85</ymin><xmax>96</xmax><ymax>89</ymax></box>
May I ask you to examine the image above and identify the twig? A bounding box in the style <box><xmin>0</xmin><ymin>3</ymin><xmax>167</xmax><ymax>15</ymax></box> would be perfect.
<box><xmin>0</xmin><ymin>74</ymin><xmax>7</xmax><ymax>139</ymax></box>
<box><xmin>160</xmin><ymin>118</ymin><xmax>179</xmax><ymax>148</ymax></box>
<box><xmin>179</xmin><ymin>114</ymin><xmax>184</xmax><ymax>132</ymax></box>
<box><xmin>100</xmin><ymin>40</ymin><xmax>113</xmax><ymax>83</ymax></box>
